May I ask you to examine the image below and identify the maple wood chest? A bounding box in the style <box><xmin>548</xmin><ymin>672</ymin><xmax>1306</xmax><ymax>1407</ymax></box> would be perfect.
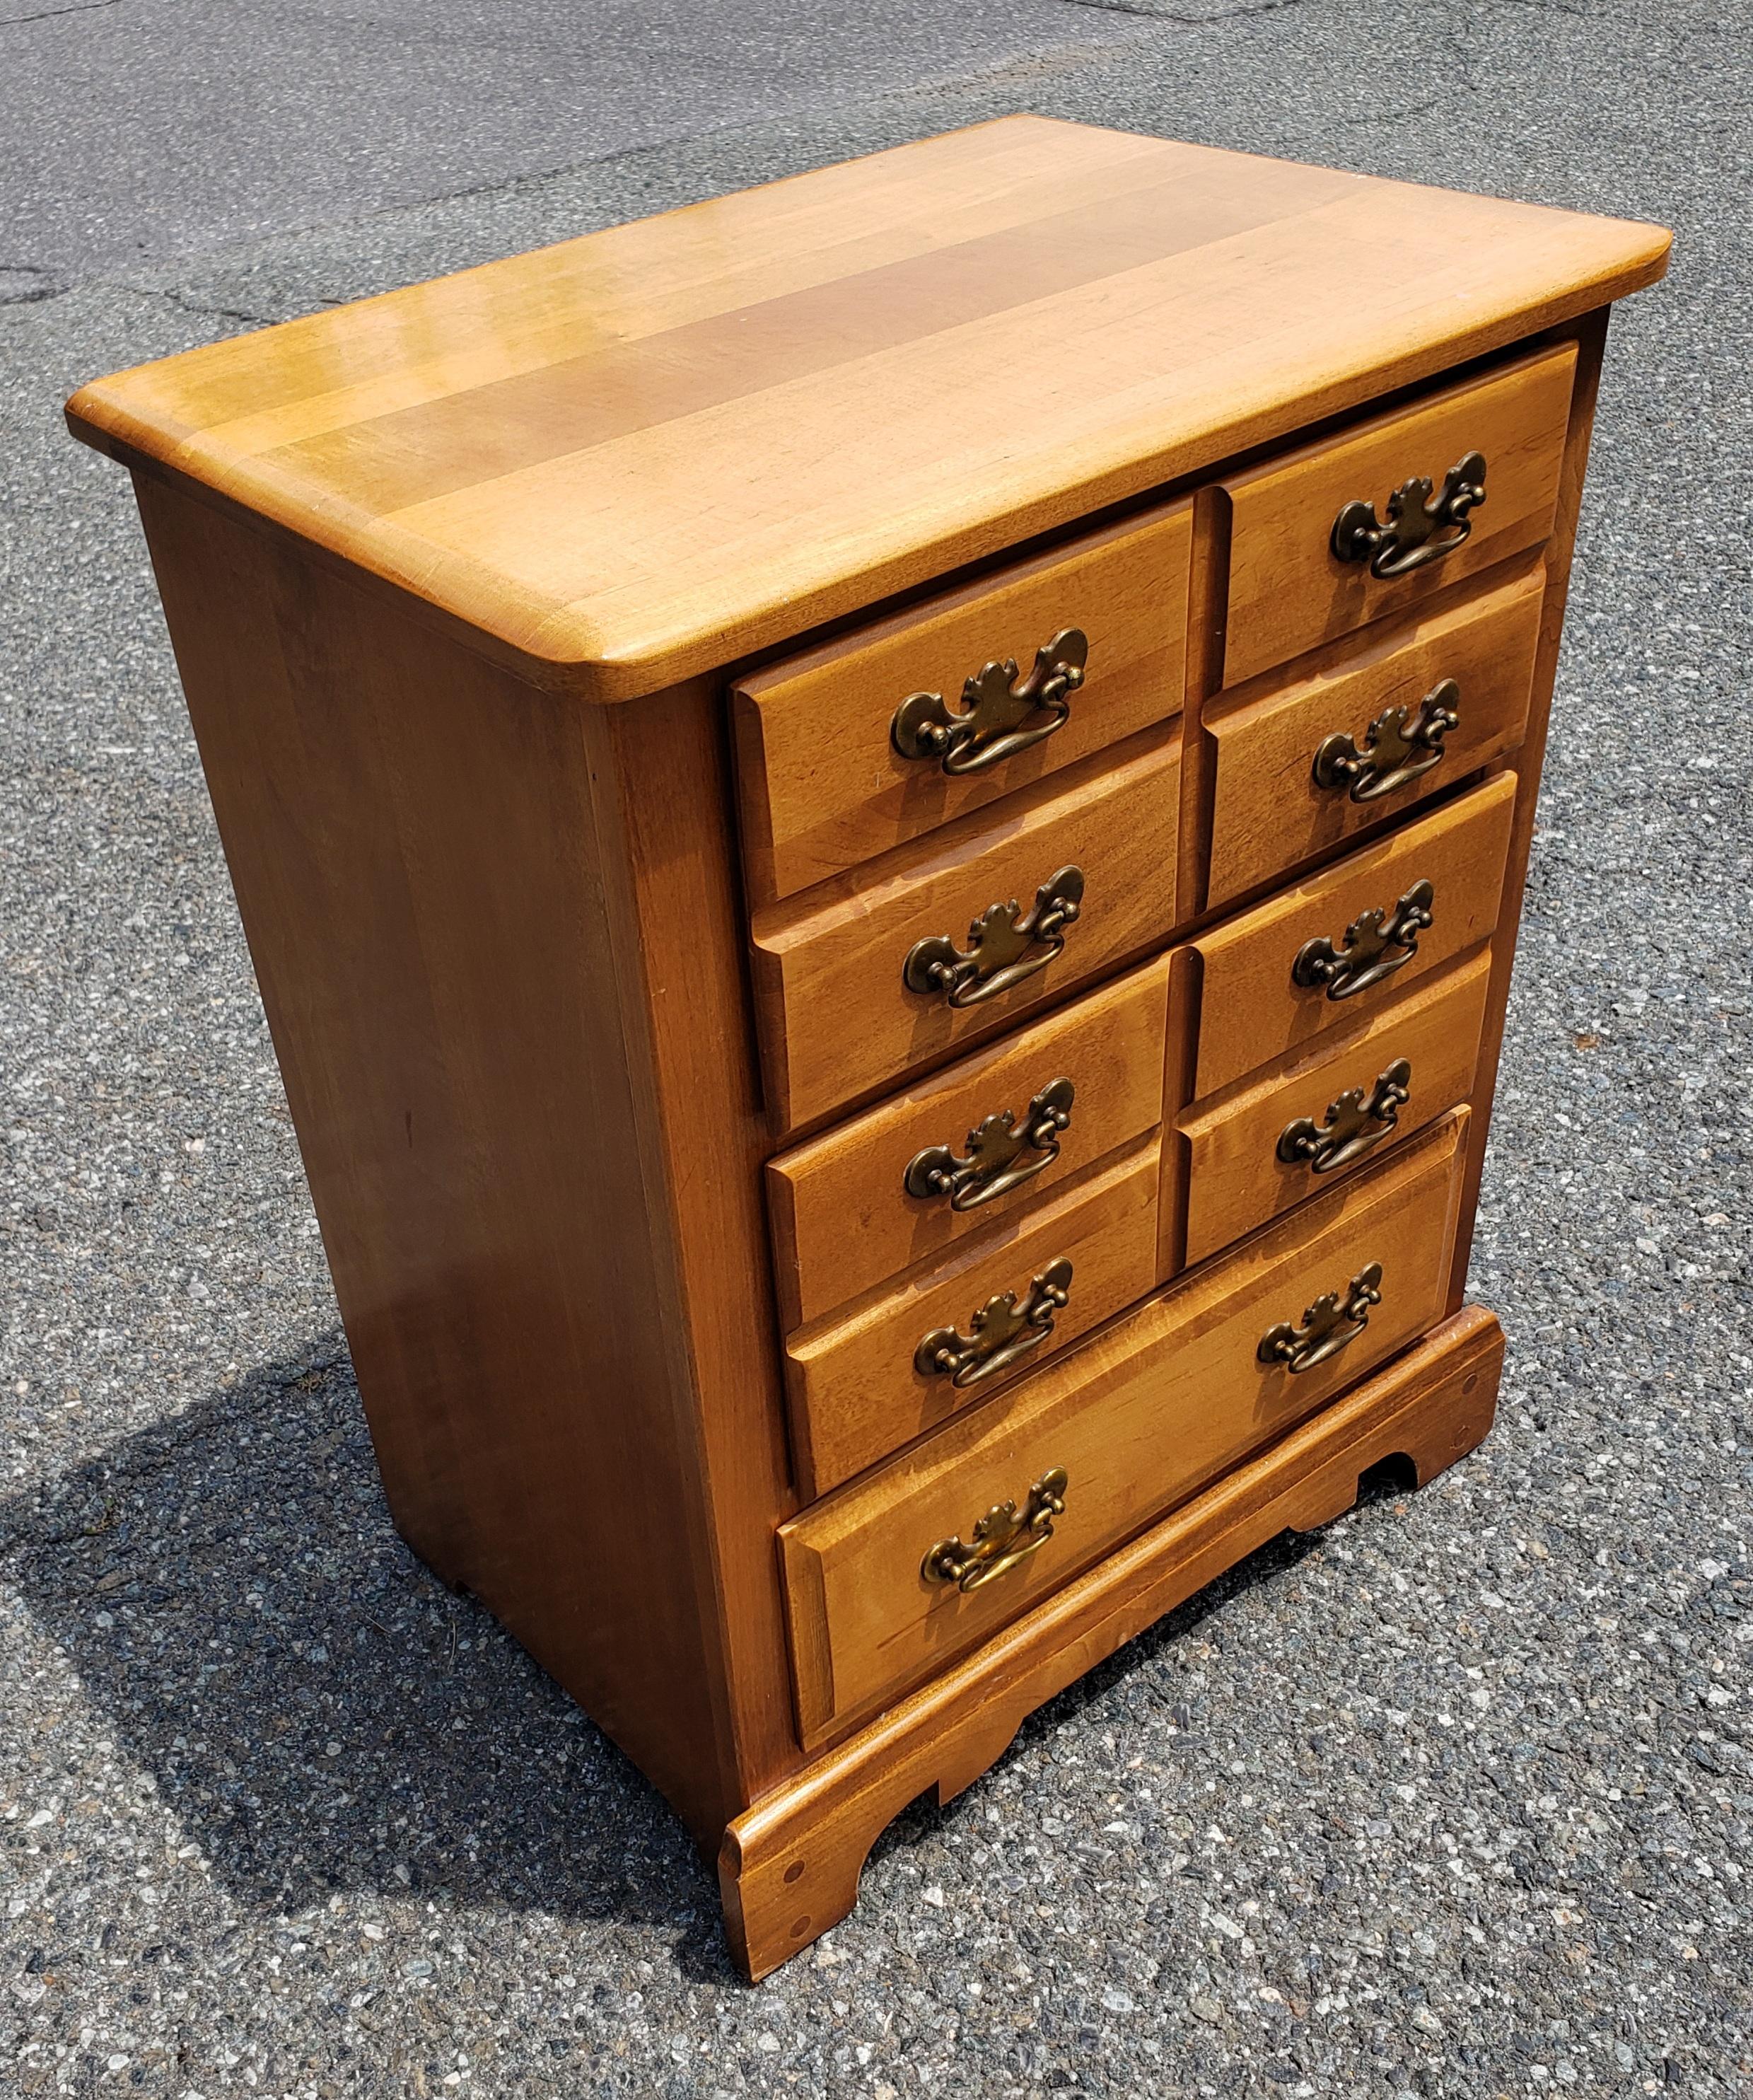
<box><xmin>68</xmin><ymin>117</ymin><xmax>1669</xmax><ymax>1977</ymax></box>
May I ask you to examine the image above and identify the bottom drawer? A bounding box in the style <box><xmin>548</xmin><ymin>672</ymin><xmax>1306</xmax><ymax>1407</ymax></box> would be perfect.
<box><xmin>779</xmin><ymin>1110</ymin><xmax>1469</xmax><ymax>1747</ymax></box>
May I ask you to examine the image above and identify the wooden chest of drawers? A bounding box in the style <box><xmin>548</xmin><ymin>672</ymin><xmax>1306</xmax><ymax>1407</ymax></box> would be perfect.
<box><xmin>66</xmin><ymin>117</ymin><xmax>1669</xmax><ymax>1979</ymax></box>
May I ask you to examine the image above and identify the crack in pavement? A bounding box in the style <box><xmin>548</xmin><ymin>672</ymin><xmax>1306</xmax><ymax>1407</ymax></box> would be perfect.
<box><xmin>148</xmin><ymin>285</ymin><xmax>301</xmax><ymax>331</ymax></box>
<box><xmin>0</xmin><ymin>264</ymin><xmax>65</xmax><ymax>306</ymax></box>
<box><xmin>1</xmin><ymin>0</ymin><xmax>128</xmax><ymax>28</ymax></box>
<box><xmin>1055</xmin><ymin>0</ymin><xmax>1303</xmax><ymax>20</ymax></box>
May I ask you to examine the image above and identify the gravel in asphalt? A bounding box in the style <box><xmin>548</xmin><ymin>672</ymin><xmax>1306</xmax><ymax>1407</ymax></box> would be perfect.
<box><xmin>2</xmin><ymin>1</ymin><xmax>1749</xmax><ymax>2094</ymax></box>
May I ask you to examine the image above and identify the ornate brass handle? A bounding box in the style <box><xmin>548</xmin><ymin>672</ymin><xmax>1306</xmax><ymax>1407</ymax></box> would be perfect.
<box><xmin>1292</xmin><ymin>878</ymin><xmax>1433</xmax><ymax>1002</ymax></box>
<box><xmin>892</xmin><ymin>629</ymin><xmax>1088</xmax><ymax>775</ymax></box>
<box><xmin>1257</xmin><ymin>1262</ymin><xmax>1384</xmax><ymax>1374</ymax></box>
<box><xmin>1332</xmin><ymin>453</ymin><xmax>1487</xmax><ymax>579</ymax></box>
<box><xmin>921</xmin><ymin>1466</ymin><xmax>1068</xmax><ymax>1593</ymax></box>
<box><xmin>905</xmin><ymin>1077</ymin><xmax>1076</xmax><ymax>1211</ymax></box>
<box><xmin>914</xmin><ymin>1256</ymin><xmax>1073</xmax><ymax>1389</ymax></box>
<box><xmin>1312</xmin><ymin>680</ymin><xmax>1460</xmax><ymax>804</ymax></box>
<box><xmin>1277</xmin><ymin>1059</ymin><xmax>1411</xmax><ymax>1176</ymax></box>
<box><xmin>903</xmin><ymin>866</ymin><xmax>1084</xmax><ymax>1009</ymax></box>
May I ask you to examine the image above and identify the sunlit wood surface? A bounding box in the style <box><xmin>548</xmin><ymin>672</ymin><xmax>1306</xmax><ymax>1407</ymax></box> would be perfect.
<box><xmin>66</xmin><ymin>117</ymin><xmax>1667</xmax><ymax>700</ymax></box>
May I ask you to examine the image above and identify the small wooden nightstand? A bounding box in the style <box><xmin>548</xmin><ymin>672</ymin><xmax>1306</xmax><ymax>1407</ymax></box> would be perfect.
<box><xmin>67</xmin><ymin>117</ymin><xmax>1669</xmax><ymax>1978</ymax></box>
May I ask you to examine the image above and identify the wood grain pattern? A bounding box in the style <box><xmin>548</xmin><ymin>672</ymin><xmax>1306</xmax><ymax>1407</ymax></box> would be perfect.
<box><xmin>581</xmin><ymin>683</ymin><xmax>809</xmax><ymax>1811</ymax></box>
<box><xmin>67</xmin><ymin>121</ymin><xmax>1667</xmax><ymax>699</ymax></box>
<box><xmin>1204</xmin><ymin>557</ymin><xmax>1544</xmax><ymax>908</ymax></box>
<box><xmin>786</xmin><ymin>1139</ymin><xmax>1163</xmax><ymax>1500</ymax></box>
<box><xmin>1175</xmin><ymin>482</ymin><xmax>1231</xmax><ymax>926</ymax></box>
<box><xmin>129</xmin><ymin>471</ymin><xmax>798</xmax><ymax>1841</ymax></box>
<box><xmin>724</xmin><ymin>1301</ymin><xmax>1505</xmax><ymax>1978</ymax></box>
<box><xmin>733</xmin><ymin>500</ymin><xmax>1191</xmax><ymax>902</ymax></box>
<box><xmin>751</xmin><ymin>729</ymin><xmax>1181</xmax><ymax>1135</ymax></box>
<box><xmin>781</xmin><ymin>1113</ymin><xmax>1468</xmax><ymax>1746</ymax></box>
<box><xmin>1179</xmin><ymin>951</ymin><xmax>1492</xmax><ymax>1265</ymax></box>
<box><xmin>1445</xmin><ymin>309</ymin><xmax>1609</xmax><ymax>1315</ymax></box>
<box><xmin>767</xmin><ymin>955</ymin><xmax>1171</xmax><ymax>1330</ymax></box>
<box><xmin>1220</xmin><ymin>342</ymin><xmax>1576</xmax><ymax>686</ymax></box>
<box><xmin>1191</xmin><ymin>770</ymin><xmax>1516</xmax><ymax>1098</ymax></box>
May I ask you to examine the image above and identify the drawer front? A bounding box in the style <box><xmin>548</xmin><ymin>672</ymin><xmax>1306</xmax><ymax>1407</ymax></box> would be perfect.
<box><xmin>786</xmin><ymin>1139</ymin><xmax>1162</xmax><ymax>1499</ymax></box>
<box><xmin>733</xmin><ymin>501</ymin><xmax>1192</xmax><ymax>903</ymax></box>
<box><xmin>1206</xmin><ymin>561</ymin><xmax>1544</xmax><ymax>909</ymax></box>
<box><xmin>752</xmin><ymin>730</ymin><xmax>1181</xmax><ymax>1135</ymax></box>
<box><xmin>768</xmin><ymin>954</ymin><xmax>1171</xmax><ymax>1330</ymax></box>
<box><xmin>1190</xmin><ymin>769</ymin><xmax>1515</xmax><ymax>1099</ymax></box>
<box><xmin>1221</xmin><ymin>342</ymin><xmax>1575</xmax><ymax>688</ymax></box>
<box><xmin>781</xmin><ymin>1113</ymin><xmax>1469</xmax><ymax>1746</ymax></box>
<box><xmin>1180</xmin><ymin>951</ymin><xmax>1491</xmax><ymax>1267</ymax></box>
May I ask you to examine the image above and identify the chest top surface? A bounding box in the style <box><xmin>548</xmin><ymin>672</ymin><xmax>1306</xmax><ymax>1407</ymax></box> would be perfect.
<box><xmin>67</xmin><ymin>117</ymin><xmax>1667</xmax><ymax>700</ymax></box>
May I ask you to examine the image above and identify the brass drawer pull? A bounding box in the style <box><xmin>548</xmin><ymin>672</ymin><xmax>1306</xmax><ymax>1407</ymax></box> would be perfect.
<box><xmin>904</xmin><ymin>1077</ymin><xmax>1076</xmax><ymax>1211</ymax></box>
<box><xmin>915</xmin><ymin>1255</ymin><xmax>1074</xmax><ymax>1388</ymax></box>
<box><xmin>1312</xmin><ymin>679</ymin><xmax>1460</xmax><ymax>804</ymax></box>
<box><xmin>1277</xmin><ymin>1058</ymin><xmax>1412</xmax><ymax>1176</ymax></box>
<box><xmin>1292</xmin><ymin>878</ymin><xmax>1433</xmax><ymax>1001</ymax></box>
<box><xmin>1258</xmin><ymin>1261</ymin><xmax>1384</xmax><ymax>1374</ymax></box>
<box><xmin>904</xmin><ymin>865</ymin><xmax>1084</xmax><ymax>1009</ymax></box>
<box><xmin>1332</xmin><ymin>453</ymin><xmax>1487</xmax><ymax>579</ymax></box>
<box><xmin>891</xmin><ymin>628</ymin><xmax>1088</xmax><ymax>775</ymax></box>
<box><xmin>922</xmin><ymin>1466</ymin><xmax>1069</xmax><ymax>1593</ymax></box>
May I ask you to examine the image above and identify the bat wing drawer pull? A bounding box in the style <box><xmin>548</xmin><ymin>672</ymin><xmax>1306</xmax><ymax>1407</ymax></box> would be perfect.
<box><xmin>1312</xmin><ymin>680</ymin><xmax>1460</xmax><ymax>804</ymax></box>
<box><xmin>1292</xmin><ymin>879</ymin><xmax>1433</xmax><ymax>1001</ymax></box>
<box><xmin>1257</xmin><ymin>1262</ymin><xmax>1385</xmax><ymax>1374</ymax></box>
<box><xmin>1331</xmin><ymin>453</ymin><xmax>1487</xmax><ymax>579</ymax></box>
<box><xmin>1276</xmin><ymin>1059</ymin><xmax>1413</xmax><ymax>1176</ymax></box>
<box><xmin>921</xmin><ymin>1467</ymin><xmax>1069</xmax><ymax>1593</ymax></box>
<box><xmin>904</xmin><ymin>1077</ymin><xmax>1076</xmax><ymax>1210</ymax></box>
<box><xmin>903</xmin><ymin>866</ymin><xmax>1085</xmax><ymax>1009</ymax></box>
<box><xmin>914</xmin><ymin>1256</ymin><xmax>1074</xmax><ymax>1389</ymax></box>
<box><xmin>891</xmin><ymin>628</ymin><xmax>1088</xmax><ymax>775</ymax></box>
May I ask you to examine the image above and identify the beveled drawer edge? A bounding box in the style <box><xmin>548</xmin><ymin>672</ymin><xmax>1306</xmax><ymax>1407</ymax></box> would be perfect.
<box><xmin>1174</xmin><ymin>949</ymin><xmax>1495</xmax><ymax>1272</ymax></box>
<box><xmin>782</xmin><ymin>1135</ymin><xmax>1169</xmax><ymax>1506</ymax></box>
<box><xmin>784</xmin><ymin>1133</ymin><xmax>1165</xmax><ymax>1503</ymax></box>
<box><xmin>734</xmin><ymin>494</ymin><xmax>1194</xmax><ymax>696</ymax></box>
<box><xmin>750</xmin><ymin>728</ymin><xmax>1183</xmax><ymax>1142</ymax></box>
<box><xmin>1216</xmin><ymin>338</ymin><xmax>1578</xmax><ymax>691</ymax></box>
<box><xmin>1217</xmin><ymin>335</ymin><xmax>1577</xmax><ymax>508</ymax></box>
<box><xmin>1201</xmin><ymin>544</ymin><xmax>1547</xmax><ymax>729</ymax></box>
<box><xmin>732</xmin><ymin>495</ymin><xmax>1194</xmax><ymax>907</ymax></box>
<box><xmin>1180</xmin><ymin>943</ymin><xmax>1496</xmax><ymax>1123</ymax></box>
<box><xmin>1187</xmin><ymin>768</ymin><xmax>1519</xmax><ymax>1102</ymax></box>
<box><xmin>748</xmin><ymin>714</ymin><xmax>1182</xmax><ymax>946</ymax></box>
<box><xmin>1193</xmin><ymin>743</ymin><xmax>1527</xmax><ymax>943</ymax></box>
<box><xmin>764</xmin><ymin>950</ymin><xmax>1174</xmax><ymax>1332</ymax></box>
<box><xmin>783</xmin><ymin>1127</ymin><xmax>1165</xmax><ymax>1354</ymax></box>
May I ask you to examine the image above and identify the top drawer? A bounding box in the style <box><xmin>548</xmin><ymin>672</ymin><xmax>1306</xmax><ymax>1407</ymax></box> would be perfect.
<box><xmin>732</xmin><ymin>501</ymin><xmax>1192</xmax><ymax>903</ymax></box>
<box><xmin>1220</xmin><ymin>342</ymin><xmax>1576</xmax><ymax>688</ymax></box>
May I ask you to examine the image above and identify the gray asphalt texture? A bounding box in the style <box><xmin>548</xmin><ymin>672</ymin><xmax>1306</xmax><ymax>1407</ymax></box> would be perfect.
<box><xmin>3</xmin><ymin>1</ymin><xmax>1750</xmax><ymax>2094</ymax></box>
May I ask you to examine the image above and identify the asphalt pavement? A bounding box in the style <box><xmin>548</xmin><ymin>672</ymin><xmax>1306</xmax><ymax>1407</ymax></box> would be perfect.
<box><xmin>2</xmin><ymin>1</ymin><xmax>1749</xmax><ymax>2094</ymax></box>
